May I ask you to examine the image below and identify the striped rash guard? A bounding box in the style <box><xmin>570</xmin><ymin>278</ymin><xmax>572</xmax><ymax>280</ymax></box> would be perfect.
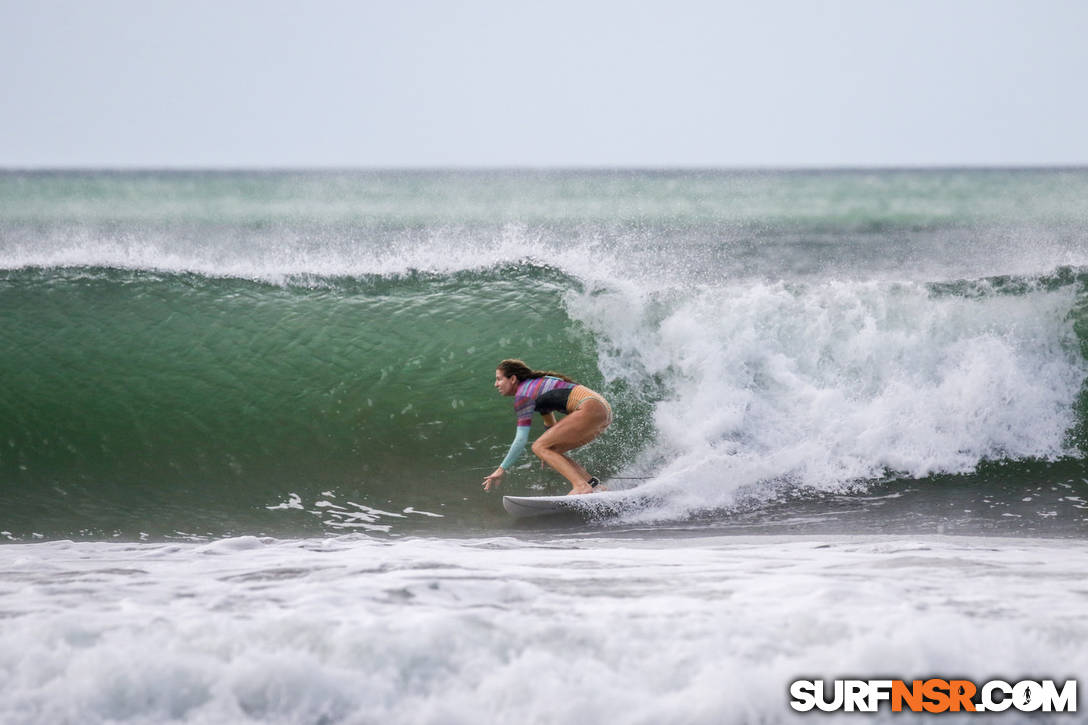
<box><xmin>499</xmin><ymin>376</ymin><xmax>575</xmax><ymax>470</ymax></box>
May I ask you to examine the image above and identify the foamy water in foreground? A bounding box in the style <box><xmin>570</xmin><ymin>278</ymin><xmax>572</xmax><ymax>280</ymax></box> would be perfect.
<box><xmin>3</xmin><ymin>533</ymin><xmax>1086</xmax><ymax>725</ymax></box>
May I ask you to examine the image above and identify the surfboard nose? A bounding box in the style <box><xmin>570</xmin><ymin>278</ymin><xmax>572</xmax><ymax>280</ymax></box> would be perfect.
<box><xmin>502</xmin><ymin>495</ymin><xmax>561</xmax><ymax>518</ymax></box>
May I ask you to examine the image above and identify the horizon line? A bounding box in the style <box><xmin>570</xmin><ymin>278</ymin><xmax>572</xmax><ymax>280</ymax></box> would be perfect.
<box><xmin>3</xmin><ymin>163</ymin><xmax>1088</xmax><ymax>174</ymax></box>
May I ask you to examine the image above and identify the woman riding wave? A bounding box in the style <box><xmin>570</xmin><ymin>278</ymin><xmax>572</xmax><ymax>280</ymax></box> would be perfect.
<box><xmin>483</xmin><ymin>359</ymin><xmax>613</xmax><ymax>495</ymax></box>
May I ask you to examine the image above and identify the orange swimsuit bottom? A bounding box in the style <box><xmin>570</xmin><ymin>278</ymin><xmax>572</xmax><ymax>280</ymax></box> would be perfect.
<box><xmin>566</xmin><ymin>385</ymin><xmax>613</xmax><ymax>427</ymax></box>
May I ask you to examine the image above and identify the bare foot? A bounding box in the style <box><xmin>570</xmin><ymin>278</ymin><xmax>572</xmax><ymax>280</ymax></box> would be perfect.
<box><xmin>566</xmin><ymin>483</ymin><xmax>595</xmax><ymax>495</ymax></box>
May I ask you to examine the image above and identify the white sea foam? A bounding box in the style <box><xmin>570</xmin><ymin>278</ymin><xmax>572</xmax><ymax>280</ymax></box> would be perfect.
<box><xmin>1</xmin><ymin>534</ymin><xmax>1085</xmax><ymax>724</ymax></box>
<box><xmin>567</xmin><ymin>277</ymin><xmax>1088</xmax><ymax>519</ymax></box>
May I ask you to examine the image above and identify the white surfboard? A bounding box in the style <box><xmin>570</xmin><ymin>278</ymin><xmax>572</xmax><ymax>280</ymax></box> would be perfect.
<box><xmin>502</xmin><ymin>487</ymin><xmax>653</xmax><ymax>518</ymax></box>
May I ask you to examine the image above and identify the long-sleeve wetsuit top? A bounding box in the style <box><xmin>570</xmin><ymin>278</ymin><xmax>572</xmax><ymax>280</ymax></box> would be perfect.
<box><xmin>499</xmin><ymin>376</ymin><xmax>576</xmax><ymax>470</ymax></box>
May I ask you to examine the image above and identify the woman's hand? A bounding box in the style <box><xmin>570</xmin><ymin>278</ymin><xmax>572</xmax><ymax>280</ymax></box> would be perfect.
<box><xmin>482</xmin><ymin>467</ymin><xmax>505</xmax><ymax>491</ymax></box>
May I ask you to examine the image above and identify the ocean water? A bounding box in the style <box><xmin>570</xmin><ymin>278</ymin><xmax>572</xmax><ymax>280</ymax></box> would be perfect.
<box><xmin>2</xmin><ymin>169</ymin><xmax>1088</xmax><ymax>723</ymax></box>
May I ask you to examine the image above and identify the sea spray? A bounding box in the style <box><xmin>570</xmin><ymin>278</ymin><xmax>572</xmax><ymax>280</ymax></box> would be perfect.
<box><xmin>570</xmin><ymin>277</ymin><xmax>1087</xmax><ymax>514</ymax></box>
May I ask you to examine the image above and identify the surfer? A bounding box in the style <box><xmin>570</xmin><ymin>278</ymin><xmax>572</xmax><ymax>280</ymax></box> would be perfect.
<box><xmin>483</xmin><ymin>359</ymin><xmax>613</xmax><ymax>495</ymax></box>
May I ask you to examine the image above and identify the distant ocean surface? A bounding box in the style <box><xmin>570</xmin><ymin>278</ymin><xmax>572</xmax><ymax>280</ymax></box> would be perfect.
<box><xmin>2</xmin><ymin>169</ymin><xmax>1087</xmax><ymax>724</ymax></box>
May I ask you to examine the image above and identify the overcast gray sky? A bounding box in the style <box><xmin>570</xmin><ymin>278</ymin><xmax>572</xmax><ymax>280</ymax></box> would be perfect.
<box><xmin>2</xmin><ymin>0</ymin><xmax>1086</xmax><ymax>168</ymax></box>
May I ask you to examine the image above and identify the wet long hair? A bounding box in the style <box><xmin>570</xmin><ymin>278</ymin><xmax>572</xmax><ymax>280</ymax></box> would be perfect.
<box><xmin>497</xmin><ymin>359</ymin><xmax>575</xmax><ymax>384</ymax></box>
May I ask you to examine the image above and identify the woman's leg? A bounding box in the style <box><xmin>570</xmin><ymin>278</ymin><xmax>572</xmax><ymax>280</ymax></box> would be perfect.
<box><xmin>531</xmin><ymin>399</ymin><xmax>610</xmax><ymax>494</ymax></box>
<box><xmin>553</xmin><ymin>453</ymin><xmax>590</xmax><ymax>482</ymax></box>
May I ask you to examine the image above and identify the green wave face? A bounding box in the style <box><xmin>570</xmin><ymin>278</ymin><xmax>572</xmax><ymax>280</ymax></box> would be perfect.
<box><xmin>0</xmin><ymin>267</ymin><xmax>649</xmax><ymax>538</ymax></box>
<box><xmin>4</xmin><ymin>264</ymin><xmax>1088</xmax><ymax>539</ymax></box>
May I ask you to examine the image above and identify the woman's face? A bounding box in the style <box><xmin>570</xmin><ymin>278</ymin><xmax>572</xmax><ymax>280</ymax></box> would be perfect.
<box><xmin>494</xmin><ymin>369</ymin><xmax>518</xmax><ymax>396</ymax></box>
